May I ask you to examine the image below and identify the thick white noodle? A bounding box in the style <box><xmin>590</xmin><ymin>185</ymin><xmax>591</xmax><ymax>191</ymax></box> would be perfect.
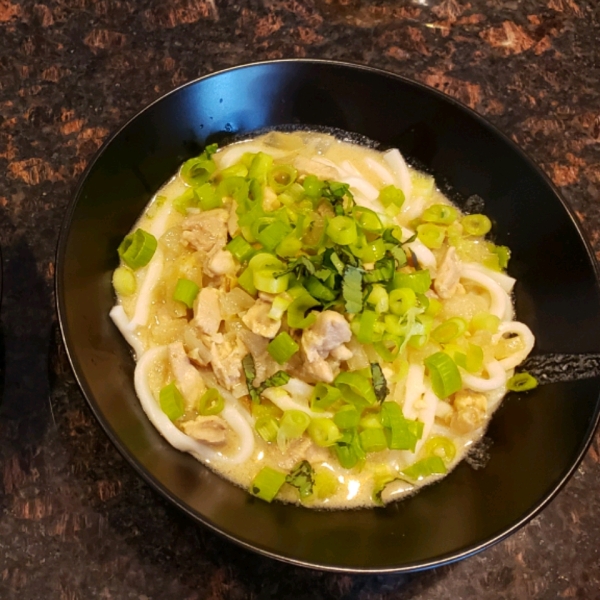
<box><xmin>261</xmin><ymin>388</ymin><xmax>332</xmax><ymax>418</ymax></box>
<box><xmin>147</xmin><ymin>199</ymin><xmax>173</xmax><ymax>239</ymax></box>
<box><xmin>402</xmin><ymin>363</ymin><xmax>425</xmax><ymax>420</ymax></box>
<box><xmin>463</xmin><ymin>262</ymin><xmax>516</xmax><ymax>293</ymax></box>
<box><xmin>109</xmin><ymin>305</ymin><xmax>145</xmax><ymax>357</ymax></box>
<box><xmin>134</xmin><ymin>346</ymin><xmax>255</xmax><ymax>465</ymax></box>
<box><xmin>493</xmin><ymin>321</ymin><xmax>536</xmax><ymax>370</ymax></box>
<box><xmin>461</xmin><ymin>359</ymin><xmax>507</xmax><ymax>392</ymax></box>
<box><xmin>401</xmin><ymin>226</ymin><xmax>437</xmax><ymax>271</ymax></box>
<box><xmin>364</xmin><ymin>157</ymin><xmax>395</xmax><ymax>185</ymax></box>
<box><xmin>129</xmin><ymin>250</ymin><xmax>164</xmax><ymax>328</ymax></box>
<box><xmin>282</xmin><ymin>378</ymin><xmax>314</xmax><ymax>403</ymax></box>
<box><xmin>383</xmin><ymin>148</ymin><xmax>412</xmax><ymax>203</ymax></box>
<box><xmin>340</xmin><ymin>159</ymin><xmax>361</xmax><ymax>176</ymax></box>
<box><xmin>460</xmin><ymin>266</ymin><xmax>511</xmax><ymax>320</ymax></box>
<box><xmin>415</xmin><ymin>386</ymin><xmax>439</xmax><ymax>453</ymax></box>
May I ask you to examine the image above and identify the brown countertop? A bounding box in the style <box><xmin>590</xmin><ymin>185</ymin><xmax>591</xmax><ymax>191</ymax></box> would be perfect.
<box><xmin>1</xmin><ymin>0</ymin><xmax>599</xmax><ymax>597</ymax></box>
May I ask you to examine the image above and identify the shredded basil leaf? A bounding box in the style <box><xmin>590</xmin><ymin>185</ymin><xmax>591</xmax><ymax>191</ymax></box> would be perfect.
<box><xmin>242</xmin><ymin>354</ymin><xmax>260</xmax><ymax>402</ymax></box>
<box><xmin>371</xmin><ymin>362</ymin><xmax>389</xmax><ymax>403</ymax></box>
<box><xmin>259</xmin><ymin>370</ymin><xmax>291</xmax><ymax>392</ymax></box>
<box><xmin>342</xmin><ymin>266</ymin><xmax>363</xmax><ymax>313</ymax></box>
<box><xmin>286</xmin><ymin>460</ymin><xmax>315</xmax><ymax>498</ymax></box>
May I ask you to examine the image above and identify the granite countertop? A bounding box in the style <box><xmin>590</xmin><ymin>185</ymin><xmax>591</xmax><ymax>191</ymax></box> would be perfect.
<box><xmin>1</xmin><ymin>0</ymin><xmax>599</xmax><ymax>598</ymax></box>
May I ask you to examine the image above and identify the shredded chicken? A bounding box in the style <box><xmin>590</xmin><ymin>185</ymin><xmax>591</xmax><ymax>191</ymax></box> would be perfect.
<box><xmin>168</xmin><ymin>341</ymin><xmax>206</xmax><ymax>410</ymax></box>
<box><xmin>181</xmin><ymin>415</ymin><xmax>228</xmax><ymax>445</ymax></box>
<box><xmin>206</xmin><ymin>249</ymin><xmax>236</xmax><ymax>277</ymax></box>
<box><xmin>434</xmin><ymin>246</ymin><xmax>461</xmax><ymax>299</ymax></box>
<box><xmin>193</xmin><ymin>288</ymin><xmax>223</xmax><ymax>336</ymax></box>
<box><xmin>210</xmin><ymin>338</ymin><xmax>248</xmax><ymax>390</ymax></box>
<box><xmin>181</xmin><ymin>209</ymin><xmax>229</xmax><ymax>253</ymax></box>
<box><xmin>301</xmin><ymin>311</ymin><xmax>352</xmax><ymax>383</ymax></box>
<box><xmin>242</xmin><ymin>300</ymin><xmax>281</xmax><ymax>339</ymax></box>
<box><xmin>451</xmin><ymin>390</ymin><xmax>487</xmax><ymax>433</ymax></box>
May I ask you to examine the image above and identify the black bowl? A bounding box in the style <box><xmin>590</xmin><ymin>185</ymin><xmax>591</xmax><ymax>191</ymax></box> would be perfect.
<box><xmin>56</xmin><ymin>60</ymin><xmax>600</xmax><ymax>573</ymax></box>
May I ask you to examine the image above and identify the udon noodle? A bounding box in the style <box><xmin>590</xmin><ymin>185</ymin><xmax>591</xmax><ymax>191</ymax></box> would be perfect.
<box><xmin>110</xmin><ymin>131</ymin><xmax>535</xmax><ymax>508</ymax></box>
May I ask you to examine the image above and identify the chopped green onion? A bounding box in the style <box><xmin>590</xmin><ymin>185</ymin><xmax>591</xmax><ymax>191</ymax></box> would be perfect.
<box><xmin>303</xmin><ymin>175</ymin><xmax>325</xmax><ymax>198</ymax></box>
<box><xmin>425</xmin><ymin>297</ymin><xmax>442</xmax><ymax>317</ymax></box>
<box><xmin>287</xmin><ymin>291</ymin><xmax>319</xmax><ymax>329</ymax></box>
<box><xmin>421</xmin><ymin>203</ymin><xmax>458</xmax><ymax>225</ymax></box>
<box><xmin>507</xmin><ymin>372</ymin><xmax>538</xmax><ymax>392</ymax></box>
<box><xmin>374</xmin><ymin>334</ymin><xmax>402</xmax><ymax>362</ymax></box>
<box><xmin>255</xmin><ymin>416</ymin><xmax>279</xmax><ymax>442</ymax></box>
<box><xmin>251</xmin><ymin>466</ymin><xmax>286</xmax><ymax>502</ymax></box>
<box><xmin>195</xmin><ymin>183</ymin><xmax>222</xmax><ymax>210</ymax></box>
<box><xmin>276</xmin><ymin>235</ymin><xmax>302</xmax><ymax>258</ymax></box>
<box><xmin>367</xmin><ymin>285</ymin><xmax>389</xmax><ymax>313</ymax></box>
<box><xmin>253</xmin><ymin>268</ymin><xmax>290</xmax><ymax>294</ymax></box>
<box><xmin>327</xmin><ymin>215</ymin><xmax>357</xmax><ymax>245</ymax></box>
<box><xmin>237</xmin><ymin>266</ymin><xmax>257</xmax><ymax>296</ymax></box>
<box><xmin>159</xmin><ymin>382</ymin><xmax>185</xmax><ymax>421</ymax></box>
<box><xmin>380</xmin><ymin>401</ymin><xmax>423</xmax><ymax>451</ymax></box>
<box><xmin>112</xmin><ymin>266</ymin><xmax>136</xmax><ymax>296</ymax></box>
<box><xmin>248</xmin><ymin>152</ymin><xmax>273</xmax><ymax>183</ymax></box>
<box><xmin>402</xmin><ymin>456</ymin><xmax>446</xmax><ymax>480</ymax></box>
<box><xmin>359</xmin><ymin>428</ymin><xmax>387</xmax><ymax>453</ymax></box>
<box><xmin>256</xmin><ymin>220</ymin><xmax>292</xmax><ymax>251</ymax></box>
<box><xmin>267</xmin><ymin>332</ymin><xmax>299</xmax><ymax>364</ymax></box>
<box><xmin>217</xmin><ymin>175</ymin><xmax>249</xmax><ymax>203</ymax></box>
<box><xmin>335</xmin><ymin>371</ymin><xmax>377</xmax><ymax>406</ymax></box>
<box><xmin>424</xmin><ymin>352</ymin><xmax>462</xmax><ymax>399</ymax></box>
<box><xmin>494</xmin><ymin>245</ymin><xmax>511</xmax><ymax>269</ymax></box>
<box><xmin>173</xmin><ymin>188</ymin><xmax>197</xmax><ymax>214</ymax></box>
<box><xmin>279</xmin><ymin>410</ymin><xmax>311</xmax><ymax>440</ymax></box>
<box><xmin>378</xmin><ymin>185</ymin><xmax>405</xmax><ymax>208</ymax></box>
<box><xmin>308</xmin><ymin>418</ymin><xmax>341</xmax><ymax>447</ymax></box>
<box><xmin>464</xmin><ymin>343</ymin><xmax>484</xmax><ymax>373</ymax></box>
<box><xmin>226</xmin><ymin>235</ymin><xmax>255</xmax><ymax>263</ymax></box>
<box><xmin>268</xmin><ymin>292</ymin><xmax>293</xmax><ymax>320</ymax></box>
<box><xmin>333</xmin><ymin>405</ymin><xmax>360</xmax><ymax>430</ymax></box>
<box><xmin>352</xmin><ymin>206</ymin><xmax>383</xmax><ymax>233</ymax></box>
<box><xmin>198</xmin><ymin>388</ymin><xmax>225</xmax><ymax>415</ymax></box>
<box><xmin>268</xmin><ymin>164</ymin><xmax>298</xmax><ymax>193</ymax></box>
<box><xmin>362</xmin><ymin>255</ymin><xmax>394</xmax><ymax>282</ymax></box>
<box><xmin>417</xmin><ymin>223</ymin><xmax>446</xmax><ymax>249</ymax></box>
<box><xmin>351</xmin><ymin>235</ymin><xmax>386</xmax><ymax>263</ymax></box>
<box><xmin>313</xmin><ymin>469</ymin><xmax>339</xmax><ymax>499</ymax></box>
<box><xmin>342</xmin><ymin>267</ymin><xmax>363</xmax><ymax>314</ymax></box>
<box><xmin>305</xmin><ymin>275</ymin><xmax>337</xmax><ymax>302</ymax></box>
<box><xmin>359</xmin><ymin>412</ymin><xmax>383</xmax><ymax>429</ymax></box>
<box><xmin>310</xmin><ymin>383</ymin><xmax>342</xmax><ymax>412</ymax></box>
<box><xmin>423</xmin><ymin>436</ymin><xmax>456</xmax><ymax>464</ymax></box>
<box><xmin>180</xmin><ymin>156</ymin><xmax>215</xmax><ymax>186</ymax></box>
<box><xmin>118</xmin><ymin>228</ymin><xmax>157</xmax><ymax>270</ymax></box>
<box><xmin>173</xmin><ymin>278</ymin><xmax>200</xmax><ymax>309</ymax></box>
<box><xmin>392</xmin><ymin>270</ymin><xmax>431</xmax><ymax>294</ymax></box>
<box><xmin>470</xmin><ymin>311</ymin><xmax>500</xmax><ymax>333</ymax></box>
<box><xmin>333</xmin><ymin>429</ymin><xmax>365</xmax><ymax>469</ymax></box>
<box><xmin>286</xmin><ymin>460</ymin><xmax>315</xmax><ymax>498</ymax></box>
<box><xmin>461</xmin><ymin>214</ymin><xmax>492</xmax><ymax>236</ymax></box>
<box><xmin>389</xmin><ymin>287</ymin><xmax>417</xmax><ymax>315</ymax></box>
<box><xmin>354</xmin><ymin>310</ymin><xmax>379</xmax><ymax>344</ymax></box>
<box><xmin>431</xmin><ymin>317</ymin><xmax>467</xmax><ymax>343</ymax></box>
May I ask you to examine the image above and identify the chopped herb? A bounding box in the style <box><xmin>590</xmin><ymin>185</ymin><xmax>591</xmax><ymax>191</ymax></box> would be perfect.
<box><xmin>342</xmin><ymin>266</ymin><xmax>363</xmax><ymax>313</ymax></box>
<box><xmin>388</xmin><ymin>245</ymin><xmax>407</xmax><ymax>268</ymax></box>
<box><xmin>286</xmin><ymin>460</ymin><xmax>315</xmax><ymax>498</ymax></box>
<box><xmin>242</xmin><ymin>354</ymin><xmax>260</xmax><ymax>402</ymax></box>
<box><xmin>259</xmin><ymin>370</ymin><xmax>291</xmax><ymax>392</ymax></box>
<box><xmin>203</xmin><ymin>143</ymin><xmax>218</xmax><ymax>158</ymax></box>
<box><xmin>370</xmin><ymin>362</ymin><xmax>389</xmax><ymax>403</ymax></box>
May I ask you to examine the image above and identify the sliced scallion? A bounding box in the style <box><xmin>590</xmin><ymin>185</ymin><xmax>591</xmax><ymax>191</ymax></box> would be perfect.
<box><xmin>118</xmin><ymin>228</ymin><xmax>158</xmax><ymax>270</ymax></box>
<box><xmin>267</xmin><ymin>332</ymin><xmax>299</xmax><ymax>365</ymax></box>
<box><xmin>198</xmin><ymin>388</ymin><xmax>225</xmax><ymax>416</ymax></box>
<box><xmin>251</xmin><ymin>467</ymin><xmax>286</xmax><ymax>502</ymax></box>
<box><xmin>173</xmin><ymin>278</ymin><xmax>200</xmax><ymax>309</ymax></box>
<box><xmin>159</xmin><ymin>382</ymin><xmax>185</xmax><ymax>421</ymax></box>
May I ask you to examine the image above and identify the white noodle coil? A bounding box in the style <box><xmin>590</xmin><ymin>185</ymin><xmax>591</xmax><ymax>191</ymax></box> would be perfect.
<box><xmin>383</xmin><ymin>148</ymin><xmax>412</xmax><ymax>203</ymax></box>
<box><xmin>493</xmin><ymin>321</ymin><xmax>536</xmax><ymax>370</ymax></box>
<box><xmin>402</xmin><ymin>363</ymin><xmax>425</xmax><ymax>420</ymax></box>
<box><xmin>134</xmin><ymin>346</ymin><xmax>255</xmax><ymax>465</ymax></box>
<box><xmin>460</xmin><ymin>359</ymin><xmax>507</xmax><ymax>392</ymax></box>
<box><xmin>129</xmin><ymin>250</ymin><xmax>164</xmax><ymax>328</ymax></box>
<box><xmin>109</xmin><ymin>305</ymin><xmax>144</xmax><ymax>358</ymax></box>
<box><xmin>460</xmin><ymin>266</ymin><xmax>511</xmax><ymax>320</ymax></box>
<box><xmin>261</xmin><ymin>388</ymin><xmax>332</xmax><ymax>418</ymax></box>
<box><xmin>463</xmin><ymin>262</ymin><xmax>516</xmax><ymax>293</ymax></box>
<box><xmin>401</xmin><ymin>227</ymin><xmax>437</xmax><ymax>272</ymax></box>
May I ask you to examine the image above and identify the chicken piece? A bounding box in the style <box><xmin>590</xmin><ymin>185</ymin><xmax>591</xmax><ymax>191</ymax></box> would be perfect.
<box><xmin>434</xmin><ymin>246</ymin><xmax>461</xmax><ymax>299</ymax></box>
<box><xmin>227</xmin><ymin>201</ymin><xmax>240</xmax><ymax>237</ymax></box>
<box><xmin>168</xmin><ymin>341</ymin><xmax>206</xmax><ymax>411</ymax></box>
<box><xmin>302</xmin><ymin>311</ymin><xmax>352</xmax><ymax>363</ymax></box>
<box><xmin>241</xmin><ymin>300</ymin><xmax>281</xmax><ymax>339</ymax></box>
<box><xmin>181</xmin><ymin>416</ymin><xmax>228</xmax><ymax>445</ymax></box>
<box><xmin>294</xmin><ymin>156</ymin><xmax>339</xmax><ymax>180</ymax></box>
<box><xmin>205</xmin><ymin>249</ymin><xmax>236</xmax><ymax>277</ymax></box>
<box><xmin>262</xmin><ymin>186</ymin><xmax>281</xmax><ymax>211</ymax></box>
<box><xmin>181</xmin><ymin>209</ymin><xmax>229</xmax><ymax>253</ymax></box>
<box><xmin>193</xmin><ymin>288</ymin><xmax>223</xmax><ymax>336</ymax></box>
<box><xmin>330</xmin><ymin>344</ymin><xmax>353</xmax><ymax>361</ymax></box>
<box><xmin>210</xmin><ymin>338</ymin><xmax>248</xmax><ymax>390</ymax></box>
<box><xmin>451</xmin><ymin>390</ymin><xmax>487</xmax><ymax>434</ymax></box>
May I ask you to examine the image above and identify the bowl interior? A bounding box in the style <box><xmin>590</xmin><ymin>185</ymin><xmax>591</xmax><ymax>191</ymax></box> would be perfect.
<box><xmin>57</xmin><ymin>61</ymin><xmax>600</xmax><ymax>572</ymax></box>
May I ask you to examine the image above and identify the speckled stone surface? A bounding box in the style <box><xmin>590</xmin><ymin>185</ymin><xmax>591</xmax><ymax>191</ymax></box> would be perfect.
<box><xmin>1</xmin><ymin>0</ymin><xmax>599</xmax><ymax>598</ymax></box>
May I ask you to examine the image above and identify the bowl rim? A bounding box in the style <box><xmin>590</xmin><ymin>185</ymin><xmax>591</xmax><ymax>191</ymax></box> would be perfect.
<box><xmin>55</xmin><ymin>58</ymin><xmax>600</xmax><ymax>573</ymax></box>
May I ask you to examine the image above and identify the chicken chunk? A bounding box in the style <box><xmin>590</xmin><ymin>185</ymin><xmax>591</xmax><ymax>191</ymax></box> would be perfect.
<box><xmin>181</xmin><ymin>209</ymin><xmax>229</xmax><ymax>254</ymax></box>
<box><xmin>168</xmin><ymin>341</ymin><xmax>206</xmax><ymax>410</ymax></box>
<box><xmin>210</xmin><ymin>338</ymin><xmax>248</xmax><ymax>390</ymax></box>
<box><xmin>181</xmin><ymin>415</ymin><xmax>228</xmax><ymax>445</ymax></box>
<box><xmin>205</xmin><ymin>249</ymin><xmax>236</xmax><ymax>277</ymax></box>
<box><xmin>451</xmin><ymin>390</ymin><xmax>487</xmax><ymax>434</ymax></box>
<box><xmin>193</xmin><ymin>287</ymin><xmax>223</xmax><ymax>336</ymax></box>
<box><xmin>277</xmin><ymin>436</ymin><xmax>312</xmax><ymax>470</ymax></box>
<box><xmin>241</xmin><ymin>300</ymin><xmax>281</xmax><ymax>339</ymax></box>
<box><xmin>434</xmin><ymin>246</ymin><xmax>461</xmax><ymax>299</ymax></box>
<box><xmin>302</xmin><ymin>311</ymin><xmax>352</xmax><ymax>363</ymax></box>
